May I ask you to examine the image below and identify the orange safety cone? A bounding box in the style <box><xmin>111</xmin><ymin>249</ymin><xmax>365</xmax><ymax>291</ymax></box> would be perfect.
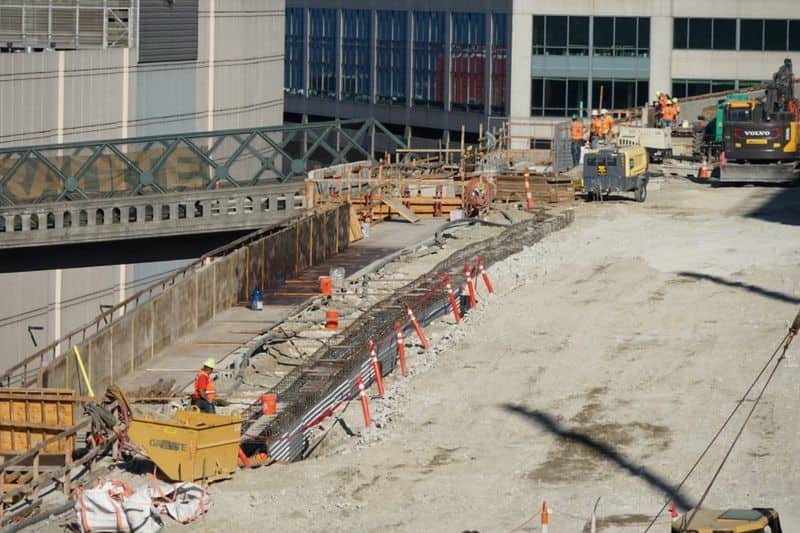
<box><xmin>405</xmin><ymin>304</ymin><xmax>430</xmax><ymax>349</ymax></box>
<box><xmin>523</xmin><ymin>167</ymin><xmax>535</xmax><ymax>209</ymax></box>
<box><xmin>368</xmin><ymin>339</ymin><xmax>385</xmax><ymax>397</ymax></box>
<box><xmin>698</xmin><ymin>160</ymin><xmax>711</xmax><ymax>179</ymax></box>
<box><xmin>443</xmin><ymin>273</ymin><xmax>461</xmax><ymax>323</ymax></box>
<box><xmin>358</xmin><ymin>374</ymin><xmax>371</xmax><ymax>427</ymax></box>
<box><xmin>464</xmin><ymin>262</ymin><xmax>477</xmax><ymax>308</ymax></box>
<box><xmin>237</xmin><ymin>447</ymin><xmax>251</xmax><ymax>467</ymax></box>
<box><xmin>395</xmin><ymin>321</ymin><xmax>407</xmax><ymax>377</ymax></box>
<box><xmin>476</xmin><ymin>257</ymin><xmax>495</xmax><ymax>294</ymax></box>
<box><xmin>670</xmin><ymin>502</ymin><xmax>678</xmax><ymax>519</ymax></box>
<box><xmin>541</xmin><ymin>501</ymin><xmax>550</xmax><ymax>533</ymax></box>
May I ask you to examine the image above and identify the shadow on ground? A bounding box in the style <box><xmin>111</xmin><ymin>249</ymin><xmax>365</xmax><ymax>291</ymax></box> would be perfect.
<box><xmin>678</xmin><ymin>271</ymin><xmax>800</xmax><ymax>305</ymax></box>
<box><xmin>503</xmin><ymin>404</ymin><xmax>693</xmax><ymax>510</ymax></box>
<box><xmin>743</xmin><ymin>183</ymin><xmax>800</xmax><ymax>226</ymax></box>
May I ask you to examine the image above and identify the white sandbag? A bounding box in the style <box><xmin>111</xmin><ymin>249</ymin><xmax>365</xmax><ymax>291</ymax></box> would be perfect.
<box><xmin>73</xmin><ymin>481</ymin><xmax>132</xmax><ymax>533</ymax></box>
<box><xmin>158</xmin><ymin>482</ymin><xmax>210</xmax><ymax>524</ymax></box>
<box><xmin>123</xmin><ymin>488</ymin><xmax>163</xmax><ymax>533</ymax></box>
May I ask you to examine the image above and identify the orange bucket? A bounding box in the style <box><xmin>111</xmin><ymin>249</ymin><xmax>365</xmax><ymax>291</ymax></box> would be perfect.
<box><xmin>319</xmin><ymin>276</ymin><xmax>332</xmax><ymax>295</ymax></box>
<box><xmin>261</xmin><ymin>393</ymin><xmax>277</xmax><ymax>415</ymax></box>
<box><xmin>325</xmin><ymin>310</ymin><xmax>339</xmax><ymax>329</ymax></box>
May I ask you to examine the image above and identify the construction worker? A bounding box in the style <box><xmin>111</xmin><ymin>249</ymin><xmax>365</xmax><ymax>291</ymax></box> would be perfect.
<box><xmin>570</xmin><ymin>113</ymin><xmax>584</xmax><ymax>166</ymax></box>
<box><xmin>590</xmin><ymin>110</ymin><xmax>602</xmax><ymax>149</ymax></box>
<box><xmin>671</xmin><ymin>97</ymin><xmax>681</xmax><ymax>124</ymax></box>
<box><xmin>191</xmin><ymin>358</ymin><xmax>217</xmax><ymax>413</ymax></box>
<box><xmin>660</xmin><ymin>100</ymin><xmax>676</xmax><ymax>128</ymax></box>
<box><xmin>600</xmin><ymin>109</ymin><xmax>613</xmax><ymax>143</ymax></box>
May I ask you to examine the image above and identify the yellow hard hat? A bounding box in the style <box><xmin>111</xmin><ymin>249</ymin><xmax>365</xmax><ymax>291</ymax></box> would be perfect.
<box><xmin>203</xmin><ymin>358</ymin><xmax>216</xmax><ymax>369</ymax></box>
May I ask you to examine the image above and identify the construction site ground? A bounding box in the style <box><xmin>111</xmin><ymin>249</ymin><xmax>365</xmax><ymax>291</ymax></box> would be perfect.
<box><xmin>186</xmin><ymin>178</ymin><xmax>800</xmax><ymax>532</ymax></box>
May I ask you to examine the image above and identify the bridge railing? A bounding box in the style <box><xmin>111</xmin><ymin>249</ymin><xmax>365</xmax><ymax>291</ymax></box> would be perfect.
<box><xmin>0</xmin><ymin>118</ymin><xmax>405</xmax><ymax>206</ymax></box>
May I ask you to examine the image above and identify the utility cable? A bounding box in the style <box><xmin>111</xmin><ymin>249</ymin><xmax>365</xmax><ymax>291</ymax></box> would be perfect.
<box><xmin>643</xmin><ymin>314</ymin><xmax>797</xmax><ymax>532</ymax></box>
<box><xmin>680</xmin><ymin>310</ymin><xmax>800</xmax><ymax>532</ymax></box>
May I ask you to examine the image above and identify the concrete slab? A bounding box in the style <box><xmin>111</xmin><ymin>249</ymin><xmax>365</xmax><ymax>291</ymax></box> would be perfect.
<box><xmin>115</xmin><ymin>305</ymin><xmax>293</xmax><ymax>395</ymax></box>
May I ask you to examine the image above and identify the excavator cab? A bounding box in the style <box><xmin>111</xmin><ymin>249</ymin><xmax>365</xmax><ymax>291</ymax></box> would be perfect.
<box><xmin>671</xmin><ymin>508</ymin><xmax>782</xmax><ymax>533</ymax></box>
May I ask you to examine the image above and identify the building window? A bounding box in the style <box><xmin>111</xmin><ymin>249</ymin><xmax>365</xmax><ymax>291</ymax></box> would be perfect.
<box><xmin>451</xmin><ymin>12</ymin><xmax>486</xmax><ymax>112</ymax></box>
<box><xmin>533</xmin><ymin>16</ymin><xmax>589</xmax><ymax>56</ymax></box>
<box><xmin>308</xmin><ymin>9</ymin><xmax>337</xmax><ymax>98</ymax></box>
<box><xmin>284</xmin><ymin>8</ymin><xmax>305</xmax><ymax>95</ymax></box>
<box><xmin>740</xmin><ymin>19</ymin><xmax>764</xmax><ymax>50</ymax></box>
<box><xmin>674</xmin><ymin>18</ymin><xmax>736</xmax><ymax>50</ymax></box>
<box><xmin>531</xmin><ymin>78</ymin><xmax>589</xmax><ymax>117</ymax></box>
<box><xmin>342</xmin><ymin>10</ymin><xmax>372</xmax><ymax>102</ymax></box>
<box><xmin>764</xmin><ymin>20</ymin><xmax>788</xmax><ymax>51</ymax></box>
<box><xmin>413</xmin><ymin>12</ymin><xmax>446</xmax><ymax>109</ymax></box>
<box><xmin>593</xmin><ymin>17</ymin><xmax>649</xmax><ymax>57</ymax></box>
<box><xmin>791</xmin><ymin>21</ymin><xmax>800</xmax><ymax>51</ymax></box>
<box><xmin>491</xmin><ymin>13</ymin><xmax>508</xmax><ymax>115</ymax></box>
<box><xmin>591</xmin><ymin>79</ymin><xmax>648</xmax><ymax>110</ymax></box>
<box><xmin>671</xmin><ymin>79</ymin><xmax>736</xmax><ymax>98</ymax></box>
<box><xmin>377</xmin><ymin>11</ymin><xmax>408</xmax><ymax>105</ymax></box>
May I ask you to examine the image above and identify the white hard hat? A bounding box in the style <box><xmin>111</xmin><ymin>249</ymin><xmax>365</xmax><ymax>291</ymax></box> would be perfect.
<box><xmin>591</xmin><ymin>110</ymin><xmax>599</xmax><ymax>116</ymax></box>
<box><xmin>203</xmin><ymin>357</ymin><xmax>216</xmax><ymax>369</ymax></box>
<box><xmin>601</xmin><ymin>109</ymin><xmax>608</xmax><ymax>114</ymax></box>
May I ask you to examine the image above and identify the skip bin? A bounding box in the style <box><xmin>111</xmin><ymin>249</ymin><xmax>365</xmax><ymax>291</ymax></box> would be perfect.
<box><xmin>128</xmin><ymin>410</ymin><xmax>242</xmax><ymax>482</ymax></box>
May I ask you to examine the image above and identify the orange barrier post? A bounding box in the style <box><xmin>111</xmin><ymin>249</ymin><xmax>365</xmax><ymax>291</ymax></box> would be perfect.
<box><xmin>443</xmin><ymin>273</ymin><xmax>461</xmax><ymax>323</ymax></box>
<box><xmin>395</xmin><ymin>321</ymin><xmax>407</xmax><ymax>377</ymax></box>
<box><xmin>476</xmin><ymin>257</ymin><xmax>495</xmax><ymax>294</ymax></box>
<box><xmin>464</xmin><ymin>262</ymin><xmax>477</xmax><ymax>308</ymax></box>
<box><xmin>541</xmin><ymin>501</ymin><xmax>550</xmax><ymax>533</ymax></box>
<box><xmin>358</xmin><ymin>374</ymin><xmax>371</xmax><ymax>427</ymax></box>
<box><xmin>238</xmin><ymin>447</ymin><xmax>251</xmax><ymax>467</ymax></box>
<box><xmin>368</xmin><ymin>339</ymin><xmax>385</xmax><ymax>397</ymax></box>
<box><xmin>670</xmin><ymin>502</ymin><xmax>678</xmax><ymax>519</ymax></box>
<box><xmin>523</xmin><ymin>167</ymin><xmax>535</xmax><ymax>209</ymax></box>
<box><xmin>260</xmin><ymin>393</ymin><xmax>277</xmax><ymax>415</ymax></box>
<box><xmin>405</xmin><ymin>304</ymin><xmax>430</xmax><ymax>349</ymax></box>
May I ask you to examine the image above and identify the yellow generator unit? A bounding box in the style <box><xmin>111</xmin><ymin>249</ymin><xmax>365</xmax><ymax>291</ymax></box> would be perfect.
<box><xmin>672</xmin><ymin>508</ymin><xmax>782</xmax><ymax>533</ymax></box>
<box><xmin>583</xmin><ymin>144</ymin><xmax>650</xmax><ymax>202</ymax></box>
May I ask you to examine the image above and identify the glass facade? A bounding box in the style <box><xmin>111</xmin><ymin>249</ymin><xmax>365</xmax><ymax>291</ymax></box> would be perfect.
<box><xmin>591</xmin><ymin>79</ymin><xmax>648</xmax><ymax>110</ymax></box>
<box><xmin>451</xmin><ymin>12</ymin><xmax>486</xmax><ymax>112</ymax></box>
<box><xmin>533</xmin><ymin>15</ymin><xmax>589</xmax><ymax>56</ymax></box>
<box><xmin>491</xmin><ymin>13</ymin><xmax>508</xmax><ymax>115</ymax></box>
<box><xmin>592</xmin><ymin>17</ymin><xmax>649</xmax><ymax>57</ymax></box>
<box><xmin>284</xmin><ymin>8</ymin><xmax>305</xmax><ymax>95</ymax></box>
<box><xmin>308</xmin><ymin>9</ymin><xmax>337</xmax><ymax>98</ymax></box>
<box><xmin>671</xmin><ymin>79</ymin><xmax>741</xmax><ymax>98</ymax></box>
<box><xmin>342</xmin><ymin>10</ymin><xmax>372</xmax><ymax>102</ymax></box>
<box><xmin>376</xmin><ymin>11</ymin><xmax>408</xmax><ymax>105</ymax></box>
<box><xmin>412</xmin><ymin>11</ymin><xmax>446</xmax><ymax>108</ymax></box>
<box><xmin>531</xmin><ymin>78</ymin><xmax>590</xmax><ymax>117</ymax></box>
<box><xmin>674</xmin><ymin>18</ymin><xmax>800</xmax><ymax>51</ymax></box>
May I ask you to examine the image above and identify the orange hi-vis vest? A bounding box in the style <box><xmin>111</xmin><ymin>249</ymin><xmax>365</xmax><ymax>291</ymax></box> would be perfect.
<box><xmin>193</xmin><ymin>369</ymin><xmax>216</xmax><ymax>400</ymax></box>
<box><xmin>662</xmin><ymin>105</ymin><xmax>676</xmax><ymax>121</ymax></box>
<box><xmin>590</xmin><ymin>117</ymin><xmax>602</xmax><ymax>135</ymax></box>
<box><xmin>571</xmin><ymin>119</ymin><xmax>584</xmax><ymax>140</ymax></box>
<box><xmin>602</xmin><ymin>115</ymin><xmax>613</xmax><ymax>135</ymax></box>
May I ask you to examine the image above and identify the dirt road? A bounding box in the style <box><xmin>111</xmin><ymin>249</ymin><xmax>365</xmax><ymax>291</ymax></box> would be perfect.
<box><xmin>195</xmin><ymin>179</ymin><xmax>800</xmax><ymax>532</ymax></box>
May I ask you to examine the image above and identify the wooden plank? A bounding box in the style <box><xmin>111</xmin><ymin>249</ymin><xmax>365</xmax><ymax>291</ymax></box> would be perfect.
<box><xmin>380</xmin><ymin>198</ymin><xmax>420</xmax><ymax>224</ymax></box>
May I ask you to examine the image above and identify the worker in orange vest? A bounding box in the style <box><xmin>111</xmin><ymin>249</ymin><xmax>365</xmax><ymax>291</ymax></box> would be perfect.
<box><xmin>671</xmin><ymin>97</ymin><xmax>681</xmax><ymax>124</ymax></box>
<box><xmin>570</xmin><ymin>114</ymin><xmax>585</xmax><ymax>166</ymax></box>
<box><xmin>191</xmin><ymin>358</ymin><xmax>217</xmax><ymax>413</ymax></box>
<box><xmin>661</xmin><ymin>102</ymin><xmax>676</xmax><ymax>128</ymax></box>
<box><xmin>600</xmin><ymin>109</ymin><xmax>613</xmax><ymax>143</ymax></box>
<box><xmin>590</xmin><ymin>110</ymin><xmax>602</xmax><ymax>149</ymax></box>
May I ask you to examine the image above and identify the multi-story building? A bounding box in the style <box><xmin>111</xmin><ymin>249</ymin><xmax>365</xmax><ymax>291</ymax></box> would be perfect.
<box><xmin>284</xmin><ymin>0</ymin><xmax>800</xmax><ymax>145</ymax></box>
<box><xmin>0</xmin><ymin>0</ymin><xmax>285</xmax><ymax>372</ymax></box>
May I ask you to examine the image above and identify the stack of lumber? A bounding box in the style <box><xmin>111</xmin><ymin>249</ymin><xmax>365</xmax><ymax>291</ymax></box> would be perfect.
<box><xmin>494</xmin><ymin>174</ymin><xmax>575</xmax><ymax>204</ymax></box>
<box><xmin>350</xmin><ymin>195</ymin><xmax>462</xmax><ymax>221</ymax></box>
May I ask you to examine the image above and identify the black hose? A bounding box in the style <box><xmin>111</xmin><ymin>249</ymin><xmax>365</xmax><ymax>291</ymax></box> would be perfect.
<box><xmin>435</xmin><ymin>218</ymin><xmax>511</xmax><ymax>244</ymax></box>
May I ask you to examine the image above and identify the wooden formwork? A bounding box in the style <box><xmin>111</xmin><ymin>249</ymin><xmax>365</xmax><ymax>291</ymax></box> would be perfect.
<box><xmin>0</xmin><ymin>389</ymin><xmax>75</xmax><ymax>457</ymax></box>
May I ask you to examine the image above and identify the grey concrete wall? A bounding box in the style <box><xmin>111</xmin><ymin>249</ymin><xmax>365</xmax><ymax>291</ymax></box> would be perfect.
<box><xmin>37</xmin><ymin>204</ymin><xmax>349</xmax><ymax>392</ymax></box>
<box><xmin>0</xmin><ymin>0</ymin><xmax>286</xmax><ymax>374</ymax></box>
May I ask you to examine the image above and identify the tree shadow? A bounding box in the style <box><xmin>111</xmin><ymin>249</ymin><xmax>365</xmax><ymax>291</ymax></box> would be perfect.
<box><xmin>678</xmin><ymin>271</ymin><xmax>800</xmax><ymax>305</ymax></box>
<box><xmin>502</xmin><ymin>404</ymin><xmax>693</xmax><ymax>510</ymax></box>
<box><xmin>744</xmin><ymin>183</ymin><xmax>800</xmax><ymax>226</ymax></box>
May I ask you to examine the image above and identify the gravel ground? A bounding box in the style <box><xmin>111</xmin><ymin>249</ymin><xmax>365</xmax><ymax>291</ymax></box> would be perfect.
<box><xmin>184</xmin><ymin>178</ymin><xmax>800</xmax><ymax>532</ymax></box>
<box><xmin>32</xmin><ymin>177</ymin><xmax>800</xmax><ymax>533</ymax></box>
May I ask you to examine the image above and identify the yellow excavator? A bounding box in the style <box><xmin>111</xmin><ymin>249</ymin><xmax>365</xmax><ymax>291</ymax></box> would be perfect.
<box><xmin>672</xmin><ymin>507</ymin><xmax>782</xmax><ymax>532</ymax></box>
